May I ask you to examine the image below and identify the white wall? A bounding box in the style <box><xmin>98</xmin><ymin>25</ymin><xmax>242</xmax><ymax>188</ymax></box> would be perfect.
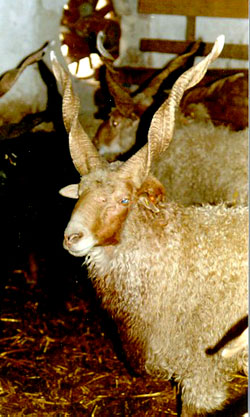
<box><xmin>0</xmin><ymin>0</ymin><xmax>66</xmax><ymax>123</ymax></box>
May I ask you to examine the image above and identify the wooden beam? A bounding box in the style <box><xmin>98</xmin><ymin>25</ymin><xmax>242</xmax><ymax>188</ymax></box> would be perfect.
<box><xmin>138</xmin><ymin>0</ymin><xmax>248</xmax><ymax>19</ymax></box>
<box><xmin>117</xmin><ymin>68</ymin><xmax>248</xmax><ymax>86</ymax></box>
<box><xmin>140</xmin><ymin>39</ymin><xmax>248</xmax><ymax>61</ymax></box>
<box><xmin>186</xmin><ymin>16</ymin><xmax>196</xmax><ymax>41</ymax></box>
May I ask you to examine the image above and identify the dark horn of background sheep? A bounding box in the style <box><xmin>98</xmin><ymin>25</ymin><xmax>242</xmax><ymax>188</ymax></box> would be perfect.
<box><xmin>51</xmin><ymin>35</ymin><xmax>248</xmax><ymax>417</ymax></box>
<box><xmin>98</xmin><ymin>35</ymin><xmax>202</xmax><ymax>117</ymax></box>
<box><xmin>0</xmin><ymin>42</ymin><xmax>66</xmax><ymax>140</ymax></box>
<box><xmin>0</xmin><ymin>41</ymin><xmax>48</xmax><ymax>98</ymax></box>
<box><xmin>93</xmin><ymin>39</ymin><xmax>202</xmax><ymax>159</ymax></box>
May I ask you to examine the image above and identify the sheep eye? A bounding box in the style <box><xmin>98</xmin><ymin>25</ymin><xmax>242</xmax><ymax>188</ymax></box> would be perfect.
<box><xmin>112</xmin><ymin>120</ymin><xmax>118</xmax><ymax>127</ymax></box>
<box><xmin>120</xmin><ymin>198</ymin><xmax>130</xmax><ymax>205</ymax></box>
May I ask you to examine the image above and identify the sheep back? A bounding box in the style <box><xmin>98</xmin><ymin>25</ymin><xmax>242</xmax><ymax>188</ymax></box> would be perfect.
<box><xmin>153</xmin><ymin>116</ymin><xmax>248</xmax><ymax>207</ymax></box>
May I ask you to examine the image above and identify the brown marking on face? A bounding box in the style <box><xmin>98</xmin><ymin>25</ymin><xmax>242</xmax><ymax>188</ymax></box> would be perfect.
<box><xmin>73</xmin><ymin>177</ymin><xmax>134</xmax><ymax>247</ymax></box>
<box><xmin>92</xmin><ymin>203</ymin><xmax>130</xmax><ymax>245</ymax></box>
<box><xmin>95</xmin><ymin>179</ymin><xmax>134</xmax><ymax>245</ymax></box>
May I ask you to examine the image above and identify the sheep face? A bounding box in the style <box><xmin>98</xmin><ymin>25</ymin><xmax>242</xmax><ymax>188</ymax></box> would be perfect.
<box><xmin>61</xmin><ymin>169</ymin><xmax>165</xmax><ymax>256</ymax></box>
<box><xmin>94</xmin><ymin>109</ymin><xmax>139</xmax><ymax>161</ymax></box>
<box><xmin>61</xmin><ymin>168</ymin><xmax>134</xmax><ymax>256</ymax></box>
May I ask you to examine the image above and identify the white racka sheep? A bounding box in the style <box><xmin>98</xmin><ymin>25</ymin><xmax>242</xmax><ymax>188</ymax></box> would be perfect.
<box><xmin>51</xmin><ymin>36</ymin><xmax>248</xmax><ymax>416</ymax></box>
<box><xmin>152</xmin><ymin>108</ymin><xmax>248</xmax><ymax>207</ymax></box>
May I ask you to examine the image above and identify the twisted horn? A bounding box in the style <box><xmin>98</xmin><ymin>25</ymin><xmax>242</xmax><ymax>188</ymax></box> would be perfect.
<box><xmin>0</xmin><ymin>41</ymin><xmax>48</xmax><ymax>97</ymax></box>
<box><xmin>133</xmin><ymin>40</ymin><xmax>201</xmax><ymax>111</ymax></box>
<box><xmin>97</xmin><ymin>30</ymin><xmax>136</xmax><ymax>118</ymax></box>
<box><xmin>50</xmin><ymin>51</ymin><xmax>104</xmax><ymax>175</ymax></box>
<box><xmin>118</xmin><ymin>35</ymin><xmax>225</xmax><ymax>187</ymax></box>
<box><xmin>97</xmin><ymin>31</ymin><xmax>115</xmax><ymax>61</ymax></box>
<box><xmin>105</xmin><ymin>64</ymin><xmax>137</xmax><ymax>119</ymax></box>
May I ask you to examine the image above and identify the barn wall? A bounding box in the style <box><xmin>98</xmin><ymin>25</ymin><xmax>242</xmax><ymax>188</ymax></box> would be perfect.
<box><xmin>0</xmin><ymin>0</ymin><xmax>66</xmax><ymax>124</ymax></box>
<box><xmin>112</xmin><ymin>0</ymin><xmax>248</xmax><ymax>69</ymax></box>
<box><xmin>0</xmin><ymin>0</ymin><xmax>248</xmax><ymax>124</ymax></box>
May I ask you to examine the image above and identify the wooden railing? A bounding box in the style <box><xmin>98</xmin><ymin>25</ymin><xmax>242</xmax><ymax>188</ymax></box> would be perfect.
<box><xmin>138</xmin><ymin>0</ymin><xmax>248</xmax><ymax>61</ymax></box>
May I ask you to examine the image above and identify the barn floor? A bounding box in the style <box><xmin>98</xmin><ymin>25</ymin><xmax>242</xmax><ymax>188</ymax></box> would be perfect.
<box><xmin>0</xmin><ymin>127</ymin><xmax>247</xmax><ymax>416</ymax></box>
<box><xmin>0</xmin><ymin>261</ymin><xmax>179</xmax><ymax>416</ymax></box>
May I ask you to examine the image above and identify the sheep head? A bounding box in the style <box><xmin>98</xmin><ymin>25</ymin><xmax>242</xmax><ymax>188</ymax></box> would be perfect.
<box><xmin>94</xmin><ymin>109</ymin><xmax>139</xmax><ymax>161</ymax></box>
<box><xmin>59</xmin><ymin>164</ymin><xmax>165</xmax><ymax>256</ymax></box>
<box><xmin>61</xmin><ymin>167</ymin><xmax>135</xmax><ymax>255</ymax></box>
<box><xmin>51</xmin><ymin>35</ymin><xmax>224</xmax><ymax>256</ymax></box>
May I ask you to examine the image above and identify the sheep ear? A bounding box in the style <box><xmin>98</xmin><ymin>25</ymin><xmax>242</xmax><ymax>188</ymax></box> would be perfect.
<box><xmin>138</xmin><ymin>176</ymin><xmax>165</xmax><ymax>213</ymax></box>
<box><xmin>59</xmin><ymin>184</ymin><xmax>79</xmax><ymax>199</ymax></box>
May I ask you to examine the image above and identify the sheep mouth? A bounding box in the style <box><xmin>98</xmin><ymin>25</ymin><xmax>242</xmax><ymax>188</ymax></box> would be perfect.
<box><xmin>65</xmin><ymin>245</ymin><xmax>94</xmax><ymax>257</ymax></box>
<box><xmin>63</xmin><ymin>240</ymin><xmax>96</xmax><ymax>257</ymax></box>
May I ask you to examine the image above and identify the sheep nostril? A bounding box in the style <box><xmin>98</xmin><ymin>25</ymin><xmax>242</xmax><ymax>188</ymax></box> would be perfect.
<box><xmin>65</xmin><ymin>232</ymin><xmax>83</xmax><ymax>246</ymax></box>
